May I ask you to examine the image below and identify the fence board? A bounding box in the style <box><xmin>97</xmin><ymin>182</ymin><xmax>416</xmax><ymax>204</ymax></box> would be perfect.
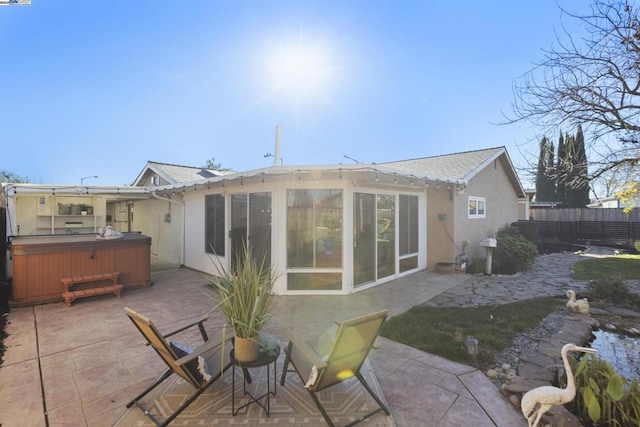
<box><xmin>531</xmin><ymin>207</ymin><xmax>640</xmax><ymax>222</ymax></box>
<box><xmin>534</xmin><ymin>219</ymin><xmax>640</xmax><ymax>247</ymax></box>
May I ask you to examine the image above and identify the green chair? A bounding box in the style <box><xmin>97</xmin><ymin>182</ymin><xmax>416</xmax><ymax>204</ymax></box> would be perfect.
<box><xmin>280</xmin><ymin>309</ymin><xmax>390</xmax><ymax>427</ymax></box>
<box><xmin>124</xmin><ymin>307</ymin><xmax>232</xmax><ymax>427</ymax></box>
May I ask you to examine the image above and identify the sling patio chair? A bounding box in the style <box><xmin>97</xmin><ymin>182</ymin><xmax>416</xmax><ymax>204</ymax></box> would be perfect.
<box><xmin>124</xmin><ymin>307</ymin><xmax>232</xmax><ymax>427</ymax></box>
<box><xmin>280</xmin><ymin>309</ymin><xmax>391</xmax><ymax>427</ymax></box>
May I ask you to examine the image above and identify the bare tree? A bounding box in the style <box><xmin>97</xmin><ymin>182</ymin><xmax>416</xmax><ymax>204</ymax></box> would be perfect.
<box><xmin>203</xmin><ymin>158</ymin><xmax>223</xmax><ymax>171</ymax></box>
<box><xmin>0</xmin><ymin>169</ymin><xmax>29</xmax><ymax>183</ymax></box>
<box><xmin>509</xmin><ymin>0</ymin><xmax>640</xmax><ymax>195</ymax></box>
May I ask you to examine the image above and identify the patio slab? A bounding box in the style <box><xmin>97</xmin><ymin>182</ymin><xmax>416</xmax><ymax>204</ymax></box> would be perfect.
<box><xmin>0</xmin><ymin>267</ymin><xmax>525</xmax><ymax>426</ymax></box>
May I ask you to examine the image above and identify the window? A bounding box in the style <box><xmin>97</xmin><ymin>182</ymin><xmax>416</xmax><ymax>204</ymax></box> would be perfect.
<box><xmin>287</xmin><ymin>190</ymin><xmax>343</xmax><ymax>291</ymax></box>
<box><xmin>287</xmin><ymin>190</ymin><xmax>342</xmax><ymax>268</ymax></box>
<box><xmin>468</xmin><ymin>196</ymin><xmax>486</xmax><ymax>219</ymax></box>
<box><xmin>399</xmin><ymin>194</ymin><xmax>418</xmax><ymax>256</ymax></box>
<box><xmin>205</xmin><ymin>194</ymin><xmax>225</xmax><ymax>255</ymax></box>
<box><xmin>399</xmin><ymin>194</ymin><xmax>419</xmax><ymax>273</ymax></box>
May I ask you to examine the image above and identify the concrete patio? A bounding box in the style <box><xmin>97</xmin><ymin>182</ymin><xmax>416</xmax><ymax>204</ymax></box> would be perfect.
<box><xmin>0</xmin><ymin>265</ymin><xmax>525</xmax><ymax>426</ymax></box>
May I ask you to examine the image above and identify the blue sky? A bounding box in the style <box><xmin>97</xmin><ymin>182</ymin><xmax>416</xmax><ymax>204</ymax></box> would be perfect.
<box><xmin>0</xmin><ymin>1</ymin><xmax>589</xmax><ymax>186</ymax></box>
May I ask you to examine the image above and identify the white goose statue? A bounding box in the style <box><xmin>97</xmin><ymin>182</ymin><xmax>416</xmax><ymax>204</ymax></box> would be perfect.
<box><xmin>521</xmin><ymin>343</ymin><xmax>597</xmax><ymax>427</ymax></box>
<box><xmin>566</xmin><ymin>289</ymin><xmax>590</xmax><ymax>313</ymax></box>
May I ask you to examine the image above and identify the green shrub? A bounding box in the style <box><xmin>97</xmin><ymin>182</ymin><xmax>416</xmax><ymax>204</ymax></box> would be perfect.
<box><xmin>466</xmin><ymin>257</ymin><xmax>486</xmax><ymax>274</ymax></box>
<box><xmin>587</xmin><ymin>277</ymin><xmax>632</xmax><ymax>304</ymax></box>
<box><xmin>492</xmin><ymin>229</ymin><xmax>538</xmax><ymax>274</ymax></box>
<box><xmin>497</xmin><ymin>226</ymin><xmax>521</xmax><ymax>237</ymax></box>
<box><xmin>565</xmin><ymin>353</ymin><xmax>640</xmax><ymax>426</ymax></box>
<box><xmin>511</xmin><ymin>221</ymin><xmax>538</xmax><ymax>244</ymax></box>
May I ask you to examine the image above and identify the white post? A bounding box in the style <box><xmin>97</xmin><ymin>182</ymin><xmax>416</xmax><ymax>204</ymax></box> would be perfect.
<box><xmin>274</xmin><ymin>125</ymin><xmax>281</xmax><ymax>166</ymax></box>
<box><xmin>485</xmin><ymin>248</ymin><xmax>493</xmax><ymax>275</ymax></box>
<box><xmin>480</xmin><ymin>238</ymin><xmax>496</xmax><ymax>276</ymax></box>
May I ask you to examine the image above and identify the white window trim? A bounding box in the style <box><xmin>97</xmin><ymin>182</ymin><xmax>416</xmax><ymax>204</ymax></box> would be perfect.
<box><xmin>468</xmin><ymin>196</ymin><xmax>486</xmax><ymax>219</ymax></box>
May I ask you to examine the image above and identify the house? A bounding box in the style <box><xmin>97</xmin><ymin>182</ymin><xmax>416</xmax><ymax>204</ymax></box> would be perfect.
<box><xmin>132</xmin><ymin>160</ymin><xmax>233</xmax><ymax>187</ymax></box>
<box><xmin>2</xmin><ymin>147</ymin><xmax>527</xmax><ymax>299</ymax></box>
<box><xmin>587</xmin><ymin>196</ymin><xmax>640</xmax><ymax>209</ymax></box>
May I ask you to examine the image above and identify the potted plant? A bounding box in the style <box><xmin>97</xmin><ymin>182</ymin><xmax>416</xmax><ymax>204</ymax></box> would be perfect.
<box><xmin>212</xmin><ymin>245</ymin><xmax>277</xmax><ymax>362</ymax></box>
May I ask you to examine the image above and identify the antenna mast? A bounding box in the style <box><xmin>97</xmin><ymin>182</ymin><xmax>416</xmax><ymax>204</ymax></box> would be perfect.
<box><xmin>274</xmin><ymin>125</ymin><xmax>282</xmax><ymax>166</ymax></box>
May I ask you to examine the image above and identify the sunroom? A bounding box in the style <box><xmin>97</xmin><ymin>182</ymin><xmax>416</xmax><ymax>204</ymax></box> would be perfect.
<box><xmin>147</xmin><ymin>165</ymin><xmax>459</xmax><ymax>295</ymax></box>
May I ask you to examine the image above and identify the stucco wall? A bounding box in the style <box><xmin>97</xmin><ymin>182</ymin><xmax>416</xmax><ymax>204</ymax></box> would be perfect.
<box><xmin>454</xmin><ymin>157</ymin><xmax>520</xmax><ymax>261</ymax></box>
<box><xmin>183</xmin><ymin>191</ymin><xmax>209</xmax><ymax>272</ymax></box>
<box><xmin>129</xmin><ymin>197</ymin><xmax>183</xmax><ymax>264</ymax></box>
<box><xmin>176</xmin><ymin>178</ymin><xmax>427</xmax><ymax>295</ymax></box>
<box><xmin>426</xmin><ymin>186</ymin><xmax>455</xmax><ymax>270</ymax></box>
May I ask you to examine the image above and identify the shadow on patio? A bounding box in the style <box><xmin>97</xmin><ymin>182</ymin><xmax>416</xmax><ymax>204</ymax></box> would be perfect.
<box><xmin>0</xmin><ymin>267</ymin><xmax>525</xmax><ymax>426</ymax></box>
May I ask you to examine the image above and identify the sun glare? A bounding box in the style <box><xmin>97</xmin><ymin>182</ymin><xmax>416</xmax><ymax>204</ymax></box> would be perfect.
<box><xmin>266</xmin><ymin>41</ymin><xmax>334</xmax><ymax>100</ymax></box>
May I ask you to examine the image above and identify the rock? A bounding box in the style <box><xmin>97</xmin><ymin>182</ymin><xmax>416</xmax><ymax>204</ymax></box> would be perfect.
<box><xmin>604</xmin><ymin>323</ymin><xmax>617</xmax><ymax>330</ymax></box>
<box><xmin>539</xmin><ymin>337</ymin><xmax>573</xmax><ymax>358</ymax></box>
<box><xmin>606</xmin><ymin>306</ymin><xmax>640</xmax><ymax>318</ymax></box>
<box><xmin>509</xmin><ymin>394</ymin><xmax>519</xmax><ymax>407</ymax></box>
<box><xmin>588</xmin><ymin>307</ymin><xmax>610</xmax><ymax>316</ymax></box>
<box><xmin>503</xmin><ymin>377</ymin><xmax>550</xmax><ymax>393</ymax></box>
<box><xmin>518</xmin><ymin>351</ymin><xmax>557</xmax><ymax>369</ymax></box>
<box><xmin>501</xmin><ymin>363</ymin><xmax>511</xmax><ymax>371</ymax></box>
<box><xmin>542</xmin><ymin>403</ymin><xmax>583</xmax><ymax>427</ymax></box>
<box><xmin>518</xmin><ymin>361</ymin><xmax>557</xmax><ymax>383</ymax></box>
<box><xmin>486</xmin><ymin>369</ymin><xmax>498</xmax><ymax>378</ymax></box>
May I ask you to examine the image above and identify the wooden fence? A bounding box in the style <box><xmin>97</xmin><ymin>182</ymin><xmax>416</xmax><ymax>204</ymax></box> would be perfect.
<box><xmin>531</xmin><ymin>207</ymin><xmax>640</xmax><ymax>222</ymax></box>
<box><xmin>531</xmin><ymin>208</ymin><xmax>640</xmax><ymax>247</ymax></box>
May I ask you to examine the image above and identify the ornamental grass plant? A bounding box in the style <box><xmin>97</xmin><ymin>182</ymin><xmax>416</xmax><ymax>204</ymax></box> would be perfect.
<box><xmin>211</xmin><ymin>245</ymin><xmax>278</xmax><ymax>340</ymax></box>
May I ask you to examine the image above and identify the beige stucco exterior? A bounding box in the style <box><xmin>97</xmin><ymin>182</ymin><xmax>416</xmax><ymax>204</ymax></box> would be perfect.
<box><xmin>175</xmin><ymin>175</ymin><xmax>427</xmax><ymax>295</ymax></box>
<box><xmin>424</xmin><ymin>152</ymin><xmax>527</xmax><ymax>269</ymax></box>
<box><xmin>425</xmin><ymin>186</ymin><xmax>454</xmax><ymax>270</ymax></box>
<box><xmin>453</xmin><ymin>156</ymin><xmax>522</xmax><ymax>261</ymax></box>
<box><xmin>3</xmin><ymin>148</ymin><xmax>527</xmax><ymax>296</ymax></box>
<box><xmin>125</xmin><ymin>197</ymin><xmax>184</xmax><ymax>265</ymax></box>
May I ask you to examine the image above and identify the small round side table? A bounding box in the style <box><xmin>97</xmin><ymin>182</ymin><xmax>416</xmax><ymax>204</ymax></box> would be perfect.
<box><xmin>230</xmin><ymin>343</ymin><xmax>280</xmax><ymax>416</ymax></box>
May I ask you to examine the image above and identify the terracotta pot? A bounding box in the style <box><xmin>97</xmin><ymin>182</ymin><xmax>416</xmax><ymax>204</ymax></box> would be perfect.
<box><xmin>234</xmin><ymin>336</ymin><xmax>259</xmax><ymax>362</ymax></box>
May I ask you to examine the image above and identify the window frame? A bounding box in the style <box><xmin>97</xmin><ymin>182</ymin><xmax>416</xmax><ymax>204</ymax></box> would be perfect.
<box><xmin>468</xmin><ymin>196</ymin><xmax>486</xmax><ymax>219</ymax></box>
<box><xmin>205</xmin><ymin>193</ymin><xmax>225</xmax><ymax>255</ymax></box>
<box><xmin>398</xmin><ymin>194</ymin><xmax>419</xmax><ymax>256</ymax></box>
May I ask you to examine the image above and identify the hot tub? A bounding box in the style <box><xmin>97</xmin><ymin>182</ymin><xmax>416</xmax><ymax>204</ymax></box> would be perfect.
<box><xmin>9</xmin><ymin>233</ymin><xmax>152</xmax><ymax>306</ymax></box>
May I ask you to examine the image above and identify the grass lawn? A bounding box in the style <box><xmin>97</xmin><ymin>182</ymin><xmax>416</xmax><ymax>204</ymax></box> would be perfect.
<box><xmin>573</xmin><ymin>254</ymin><xmax>640</xmax><ymax>281</ymax></box>
<box><xmin>380</xmin><ymin>297</ymin><xmax>564</xmax><ymax>370</ymax></box>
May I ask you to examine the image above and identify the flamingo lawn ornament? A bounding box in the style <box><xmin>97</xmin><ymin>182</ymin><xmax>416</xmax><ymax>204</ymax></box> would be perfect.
<box><xmin>521</xmin><ymin>343</ymin><xmax>597</xmax><ymax>427</ymax></box>
<box><xmin>566</xmin><ymin>289</ymin><xmax>590</xmax><ymax>313</ymax></box>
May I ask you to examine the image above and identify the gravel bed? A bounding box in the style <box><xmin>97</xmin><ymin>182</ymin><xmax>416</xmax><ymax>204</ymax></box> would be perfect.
<box><xmin>489</xmin><ymin>308</ymin><xmax>567</xmax><ymax>380</ymax></box>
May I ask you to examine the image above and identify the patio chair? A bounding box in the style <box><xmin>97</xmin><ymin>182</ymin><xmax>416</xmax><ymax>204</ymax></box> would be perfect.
<box><xmin>124</xmin><ymin>307</ymin><xmax>232</xmax><ymax>427</ymax></box>
<box><xmin>280</xmin><ymin>309</ymin><xmax>390</xmax><ymax>427</ymax></box>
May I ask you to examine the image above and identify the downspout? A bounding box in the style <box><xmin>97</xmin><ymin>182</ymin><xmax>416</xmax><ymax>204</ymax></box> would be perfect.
<box><xmin>151</xmin><ymin>192</ymin><xmax>185</xmax><ymax>266</ymax></box>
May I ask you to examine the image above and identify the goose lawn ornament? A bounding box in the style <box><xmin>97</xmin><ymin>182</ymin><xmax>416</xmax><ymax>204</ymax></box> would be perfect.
<box><xmin>521</xmin><ymin>343</ymin><xmax>597</xmax><ymax>427</ymax></box>
<box><xmin>566</xmin><ymin>289</ymin><xmax>590</xmax><ymax>313</ymax></box>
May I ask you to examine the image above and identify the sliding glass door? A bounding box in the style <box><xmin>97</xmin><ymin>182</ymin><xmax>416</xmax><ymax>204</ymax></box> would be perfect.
<box><xmin>354</xmin><ymin>193</ymin><xmax>396</xmax><ymax>288</ymax></box>
<box><xmin>230</xmin><ymin>192</ymin><xmax>271</xmax><ymax>271</ymax></box>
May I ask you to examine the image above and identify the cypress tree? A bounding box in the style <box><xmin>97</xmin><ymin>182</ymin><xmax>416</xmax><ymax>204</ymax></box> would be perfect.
<box><xmin>564</xmin><ymin>134</ymin><xmax>577</xmax><ymax>207</ymax></box>
<box><xmin>556</xmin><ymin>132</ymin><xmax>567</xmax><ymax>205</ymax></box>
<box><xmin>546</xmin><ymin>141</ymin><xmax>556</xmax><ymax>200</ymax></box>
<box><xmin>574</xmin><ymin>124</ymin><xmax>590</xmax><ymax>206</ymax></box>
<box><xmin>535</xmin><ymin>136</ymin><xmax>551</xmax><ymax>202</ymax></box>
